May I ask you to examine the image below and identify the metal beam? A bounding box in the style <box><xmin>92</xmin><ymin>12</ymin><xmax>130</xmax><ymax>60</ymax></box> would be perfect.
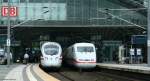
<box><xmin>98</xmin><ymin>9</ymin><xmax>146</xmax><ymax>30</ymax></box>
<box><xmin>1</xmin><ymin>25</ymin><xmax>147</xmax><ymax>28</ymax></box>
<box><xmin>118</xmin><ymin>0</ymin><xmax>147</xmax><ymax>16</ymax></box>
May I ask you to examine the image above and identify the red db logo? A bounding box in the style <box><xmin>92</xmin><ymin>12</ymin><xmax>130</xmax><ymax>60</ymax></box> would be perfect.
<box><xmin>1</xmin><ymin>6</ymin><xmax>18</xmax><ymax>17</ymax></box>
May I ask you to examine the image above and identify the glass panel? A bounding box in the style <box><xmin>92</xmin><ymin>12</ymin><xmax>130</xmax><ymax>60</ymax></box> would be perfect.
<box><xmin>3</xmin><ymin>0</ymin><xmax>8</xmax><ymax>2</ymax></box>
<box><xmin>10</xmin><ymin>0</ymin><xmax>19</xmax><ymax>3</ymax></box>
<box><xmin>27</xmin><ymin>3</ymin><xmax>34</xmax><ymax>20</ymax></box>
<box><xmin>20</xmin><ymin>0</ymin><xmax>26</xmax><ymax>3</ymax></box>
<box><xmin>59</xmin><ymin>3</ymin><xmax>66</xmax><ymax>20</ymax></box>
<box><xmin>19</xmin><ymin>3</ymin><xmax>26</xmax><ymax>20</ymax></box>
<box><xmin>43</xmin><ymin>3</ymin><xmax>50</xmax><ymax>20</ymax></box>
<box><xmin>35</xmin><ymin>3</ymin><xmax>42</xmax><ymax>19</ymax></box>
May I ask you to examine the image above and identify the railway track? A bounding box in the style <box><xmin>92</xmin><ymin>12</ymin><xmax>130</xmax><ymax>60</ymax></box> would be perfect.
<box><xmin>96</xmin><ymin>68</ymin><xmax>150</xmax><ymax>81</ymax></box>
<box><xmin>93</xmin><ymin>71</ymin><xmax>142</xmax><ymax>81</ymax></box>
<box><xmin>44</xmin><ymin>67</ymin><xmax>149</xmax><ymax>81</ymax></box>
<box><xmin>49</xmin><ymin>72</ymin><xmax>75</xmax><ymax>81</ymax></box>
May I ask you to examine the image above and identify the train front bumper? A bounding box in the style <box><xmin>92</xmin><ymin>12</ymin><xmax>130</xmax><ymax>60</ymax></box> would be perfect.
<box><xmin>41</xmin><ymin>60</ymin><xmax>62</xmax><ymax>68</ymax></box>
<box><xmin>75</xmin><ymin>62</ymin><xmax>96</xmax><ymax>69</ymax></box>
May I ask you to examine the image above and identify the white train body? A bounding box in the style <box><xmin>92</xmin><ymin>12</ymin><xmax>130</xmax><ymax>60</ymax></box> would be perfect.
<box><xmin>64</xmin><ymin>43</ymin><xmax>96</xmax><ymax>69</ymax></box>
<box><xmin>40</xmin><ymin>42</ymin><xmax>62</xmax><ymax>68</ymax></box>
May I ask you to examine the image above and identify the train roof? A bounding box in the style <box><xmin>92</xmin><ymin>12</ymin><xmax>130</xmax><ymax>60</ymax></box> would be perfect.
<box><xmin>72</xmin><ymin>43</ymin><xmax>95</xmax><ymax>47</ymax></box>
<box><xmin>40</xmin><ymin>42</ymin><xmax>61</xmax><ymax>47</ymax></box>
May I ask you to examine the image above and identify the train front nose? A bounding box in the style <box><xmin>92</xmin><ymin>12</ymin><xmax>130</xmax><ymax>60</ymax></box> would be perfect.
<box><xmin>40</xmin><ymin>42</ymin><xmax>62</xmax><ymax>68</ymax></box>
<box><xmin>42</xmin><ymin>56</ymin><xmax>62</xmax><ymax>67</ymax></box>
<box><xmin>74</xmin><ymin>57</ymin><xmax>96</xmax><ymax>69</ymax></box>
<box><xmin>75</xmin><ymin>62</ymin><xmax>96</xmax><ymax>69</ymax></box>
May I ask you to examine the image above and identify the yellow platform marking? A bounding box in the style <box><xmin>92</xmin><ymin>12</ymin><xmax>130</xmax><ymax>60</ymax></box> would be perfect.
<box><xmin>26</xmin><ymin>65</ymin><xmax>38</xmax><ymax>81</ymax></box>
<box><xmin>33</xmin><ymin>64</ymin><xmax>60</xmax><ymax>81</ymax></box>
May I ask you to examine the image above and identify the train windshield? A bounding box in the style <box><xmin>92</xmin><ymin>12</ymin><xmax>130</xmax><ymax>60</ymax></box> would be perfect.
<box><xmin>44</xmin><ymin>45</ymin><xmax>59</xmax><ymax>55</ymax></box>
<box><xmin>77</xmin><ymin>46</ymin><xmax>94</xmax><ymax>52</ymax></box>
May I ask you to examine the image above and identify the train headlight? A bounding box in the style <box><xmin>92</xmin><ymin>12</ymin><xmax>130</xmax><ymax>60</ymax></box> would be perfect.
<box><xmin>16</xmin><ymin>59</ymin><xmax>20</xmax><ymax>62</ymax></box>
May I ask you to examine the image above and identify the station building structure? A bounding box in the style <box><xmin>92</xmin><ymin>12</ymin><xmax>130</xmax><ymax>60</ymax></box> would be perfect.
<box><xmin>0</xmin><ymin>0</ymin><xmax>147</xmax><ymax>63</ymax></box>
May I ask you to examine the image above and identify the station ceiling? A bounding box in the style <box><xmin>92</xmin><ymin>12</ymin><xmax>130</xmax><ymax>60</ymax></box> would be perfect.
<box><xmin>12</xmin><ymin>27</ymin><xmax>144</xmax><ymax>41</ymax></box>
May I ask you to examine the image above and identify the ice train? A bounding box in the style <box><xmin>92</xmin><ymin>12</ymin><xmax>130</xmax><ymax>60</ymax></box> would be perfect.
<box><xmin>40</xmin><ymin>42</ymin><xmax>62</xmax><ymax>68</ymax></box>
<box><xmin>63</xmin><ymin>43</ymin><xmax>96</xmax><ymax>69</ymax></box>
<box><xmin>0</xmin><ymin>48</ymin><xmax>7</xmax><ymax>64</ymax></box>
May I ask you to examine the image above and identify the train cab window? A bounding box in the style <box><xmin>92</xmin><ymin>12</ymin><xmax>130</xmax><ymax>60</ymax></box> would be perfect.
<box><xmin>77</xmin><ymin>46</ymin><xmax>94</xmax><ymax>52</ymax></box>
<box><xmin>44</xmin><ymin>45</ymin><xmax>59</xmax><ymax>55</ymax></box>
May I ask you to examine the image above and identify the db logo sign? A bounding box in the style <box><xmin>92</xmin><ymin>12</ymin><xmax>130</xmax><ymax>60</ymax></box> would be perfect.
<box><xmin>1</xmin><ymin>6</ymin><xmax>18</xmax><ymax>17</ymax></box>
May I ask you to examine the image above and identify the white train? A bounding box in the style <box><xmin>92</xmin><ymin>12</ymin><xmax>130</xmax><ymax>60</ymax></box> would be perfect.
<box><xmin>63</xmin><ymin>43</ymin><xmax>96</xmax><ymax>69</ymax></box>
<box><xmin>0</xmin><ymin>49</ymin><xmax>7</xmax><ymax>64</ymax></box>
<box><xmin>40</xmin><ymin>42</ymin><xmax>62</xmax><ymax>68</ymax></box>
<box><xmin>0</xmin><ymin>48</ymin><xmax>7</xmax><ymax>64</ymax></box>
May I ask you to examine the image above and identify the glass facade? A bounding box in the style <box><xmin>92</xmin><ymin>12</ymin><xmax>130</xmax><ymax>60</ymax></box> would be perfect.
<box><xmin>0</xmin><ymin>35</ymin><xmax>6</xmax><ymax>46</ymax></box>
<box><xmin>0</xmin><ymin>0</ymin><xmax>147</xmax><ymax>27</ymax></box>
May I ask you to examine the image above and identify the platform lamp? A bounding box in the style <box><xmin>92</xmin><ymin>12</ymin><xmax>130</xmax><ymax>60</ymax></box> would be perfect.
<box><xmin>6</xmin><ymin>0</ymin><xmax>11</xmax><ymax>67</ymax></box>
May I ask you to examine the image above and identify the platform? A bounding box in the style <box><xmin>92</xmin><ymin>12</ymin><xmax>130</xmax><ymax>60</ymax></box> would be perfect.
<box><xmin>0</xmin><ymin>63</ymin><xmax>60</xmax><ymax>81</ymax></box>
<box><xmin>97</xmin><ymin>63</ymin><xmax>150</xmax><ymax>74</ymax></box>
